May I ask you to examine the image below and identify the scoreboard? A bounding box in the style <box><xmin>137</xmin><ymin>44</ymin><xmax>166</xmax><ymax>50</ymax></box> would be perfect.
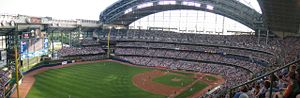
<box><xmin>20</xmin><ymin>29</ymin><xmax>49</xmax><ymax>60</ymax></box>
<box><xmin>20</xmin><ymin>38</ymin><xmax>48</xmax><ymax>60</ymax></box>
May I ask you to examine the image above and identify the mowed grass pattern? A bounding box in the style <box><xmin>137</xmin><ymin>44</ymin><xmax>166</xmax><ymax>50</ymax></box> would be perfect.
<box><xmin>26</xmin><ymin>62</ymin><xmax>166</xmax><ymax>98</ymax></box>
<box><xmin>153</xmin><ymin>74</ymin><xmax>194</xmax><ymax>87</ymax></box>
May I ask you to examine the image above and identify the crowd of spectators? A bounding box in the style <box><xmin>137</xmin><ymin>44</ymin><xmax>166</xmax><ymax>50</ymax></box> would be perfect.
<box><xmin>0</xmin><ymin>69</ymin><xmax>11</xmax><ymax>98</ymax></box>
<box><xmin>58</xmin><ymin>47</ymin><xmax>105</xmax><ymax>57</ymax></box>
<box><xmin>117</xmin><ymin>42</ymin><xmax>275</xmax><ymax>64</ymax></box>
<box><xmin>281</xmin><ymin>37</ymin><xmax>300</xmax><ymax>64</ymax></box>
<box><xmin>100</xmin><ymin>29</ymin><xmax>300</xmax><ymax>64</ymax></box>
<box><xmin>100</xmin><ymin>29</ymin><xmax>282</xmax><ymax>55</ymax></box>
<box><xmin>115</xmin><ymin>48</ymin><xmax>265</xmax><ymax>73</ymax></box>
<box><xmin>80</xmin><ymin>38</ymin><xmax>100</xmax><ymax>46</ymax></box>
<box><xmin>232</xmin><ymin>64</ymin><xmax>300</xmax><ymax>98</ymax></box>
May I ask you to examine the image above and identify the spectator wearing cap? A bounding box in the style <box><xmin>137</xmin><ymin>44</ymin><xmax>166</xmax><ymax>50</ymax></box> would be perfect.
<box><xmin>234</xmin><ymin>86</ymin><xmax>249</xmax><ymax>98</ymax></box>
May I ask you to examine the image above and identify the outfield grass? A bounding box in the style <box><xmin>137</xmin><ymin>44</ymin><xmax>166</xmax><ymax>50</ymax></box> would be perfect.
<box><xmin>153</xmin><ymin>74</ymin><xmax>194</xmax><ymax>87</ymax></box>
<box><xmin>175</xmin><ymin>82</ymin><xmax>209</xmax><ymax>98</ymax></box>
<box><xmin>26</xmin><ymin>62</ymin><xmax>166</xmax><ymax>98</ymax></box>
<box><xmin>204</xmin><ymin>75</ymin><xmax>218</xmax><ymax>81</ymax></box>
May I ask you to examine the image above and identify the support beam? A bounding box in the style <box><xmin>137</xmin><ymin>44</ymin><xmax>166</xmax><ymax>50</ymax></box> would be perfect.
<box><xmin>51</xmin><ymin>31</ymin><xmax>55</xmax><ymax>58</ymax></box>
<box><xmin>258</xmin><ymin>29</ymin><xmax>261</xmax><ymax>44</ymax></box>
<box><xmin>266</xmin><ymin>30</ymin><xmax>269</xmax><ymax>45</ymax></box>
<box><xmin>60</xmin><ymin>31</ymin><xmax>63</xmax><ymax>48</ymax></box>
<box><xmin>69</xmin><ymin>32</ymin><xmax>71</xmax><ymax>46</ymax></box>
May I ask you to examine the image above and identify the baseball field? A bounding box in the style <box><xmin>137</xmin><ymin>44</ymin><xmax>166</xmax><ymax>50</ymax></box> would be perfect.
<box><xmin>23</xmin><ymin>61</ymin><xmax>222</xmax><ymax>98</ymax></box>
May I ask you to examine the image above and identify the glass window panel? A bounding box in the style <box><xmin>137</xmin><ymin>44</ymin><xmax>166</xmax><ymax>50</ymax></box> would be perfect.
<box><xmin>129</xmin><ymin>10</ymin><xmax>254</xmax><ymax>34</ymax></box>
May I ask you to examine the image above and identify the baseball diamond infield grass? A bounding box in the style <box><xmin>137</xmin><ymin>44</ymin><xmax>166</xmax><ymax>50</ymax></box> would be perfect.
<box><xmin>153</xmin><ymin>74</ymin><xmax>195</xmax><ymax>87</ymax></box>
<box><xmin>175</xmin><ymin>82</ymin><xmax>209</xmax><ymax>98</ymax></box>
<box><xmin>204</xmin><ymin>75</ymin><xmax>218</xmax><ymax>81</ymax></box>
<box><xmin>26</xmin><ymin>62</ymin><xmax>166</xmax><ymax>98</ymax></box>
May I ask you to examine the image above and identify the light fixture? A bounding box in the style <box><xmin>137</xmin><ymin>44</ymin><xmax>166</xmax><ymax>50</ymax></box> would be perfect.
<box><xmin>206</xmin><ymin>5</ymin><xmax>214</xmax><ymax>10</ymax></box>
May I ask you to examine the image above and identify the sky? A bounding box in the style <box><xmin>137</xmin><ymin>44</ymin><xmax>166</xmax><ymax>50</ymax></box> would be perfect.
<box><xmin>0</xmin><ymin>0</ymin><xmax>261</xmax><ymax>20</ymax></box>
<box><xmin>0</xmin><ymin>0</ymin><xmax>119</xmax><ymax>20</ymax></box>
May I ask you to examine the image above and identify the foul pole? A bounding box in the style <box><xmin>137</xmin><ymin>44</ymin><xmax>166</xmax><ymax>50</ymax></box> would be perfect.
<box><xmin>14</xmin><ymin>39</ymin><xmax>20</xmax><ymax>98</ymax></box>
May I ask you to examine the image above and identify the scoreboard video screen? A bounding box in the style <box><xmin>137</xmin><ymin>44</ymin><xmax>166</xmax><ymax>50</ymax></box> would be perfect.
<box><xmin>20</xmin><ymin>38</ymin><xmax>48</xmax><ymax>60</ymax></box>
<box><xmin>20</xmin><ymin>29</ymin><xmax>48</xmax><ymax>68</ymax></box>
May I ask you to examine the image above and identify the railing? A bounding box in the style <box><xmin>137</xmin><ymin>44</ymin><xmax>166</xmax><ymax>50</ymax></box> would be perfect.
<box><xmin>227</xmin><ymin>59</ymin><xmax>300</xmax><ymax>98</ymax></box>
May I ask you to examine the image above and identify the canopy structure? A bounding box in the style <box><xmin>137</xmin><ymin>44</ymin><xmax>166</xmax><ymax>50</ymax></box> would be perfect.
<box><xmin>258</xmin><ymin>0</ymin><xmax>300</xmax><ymax>34</ymax></box>
<box><xmin>100</xmin><ymin>0</ymin><xmax>266</xmax><ymax>31</ymax></box>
